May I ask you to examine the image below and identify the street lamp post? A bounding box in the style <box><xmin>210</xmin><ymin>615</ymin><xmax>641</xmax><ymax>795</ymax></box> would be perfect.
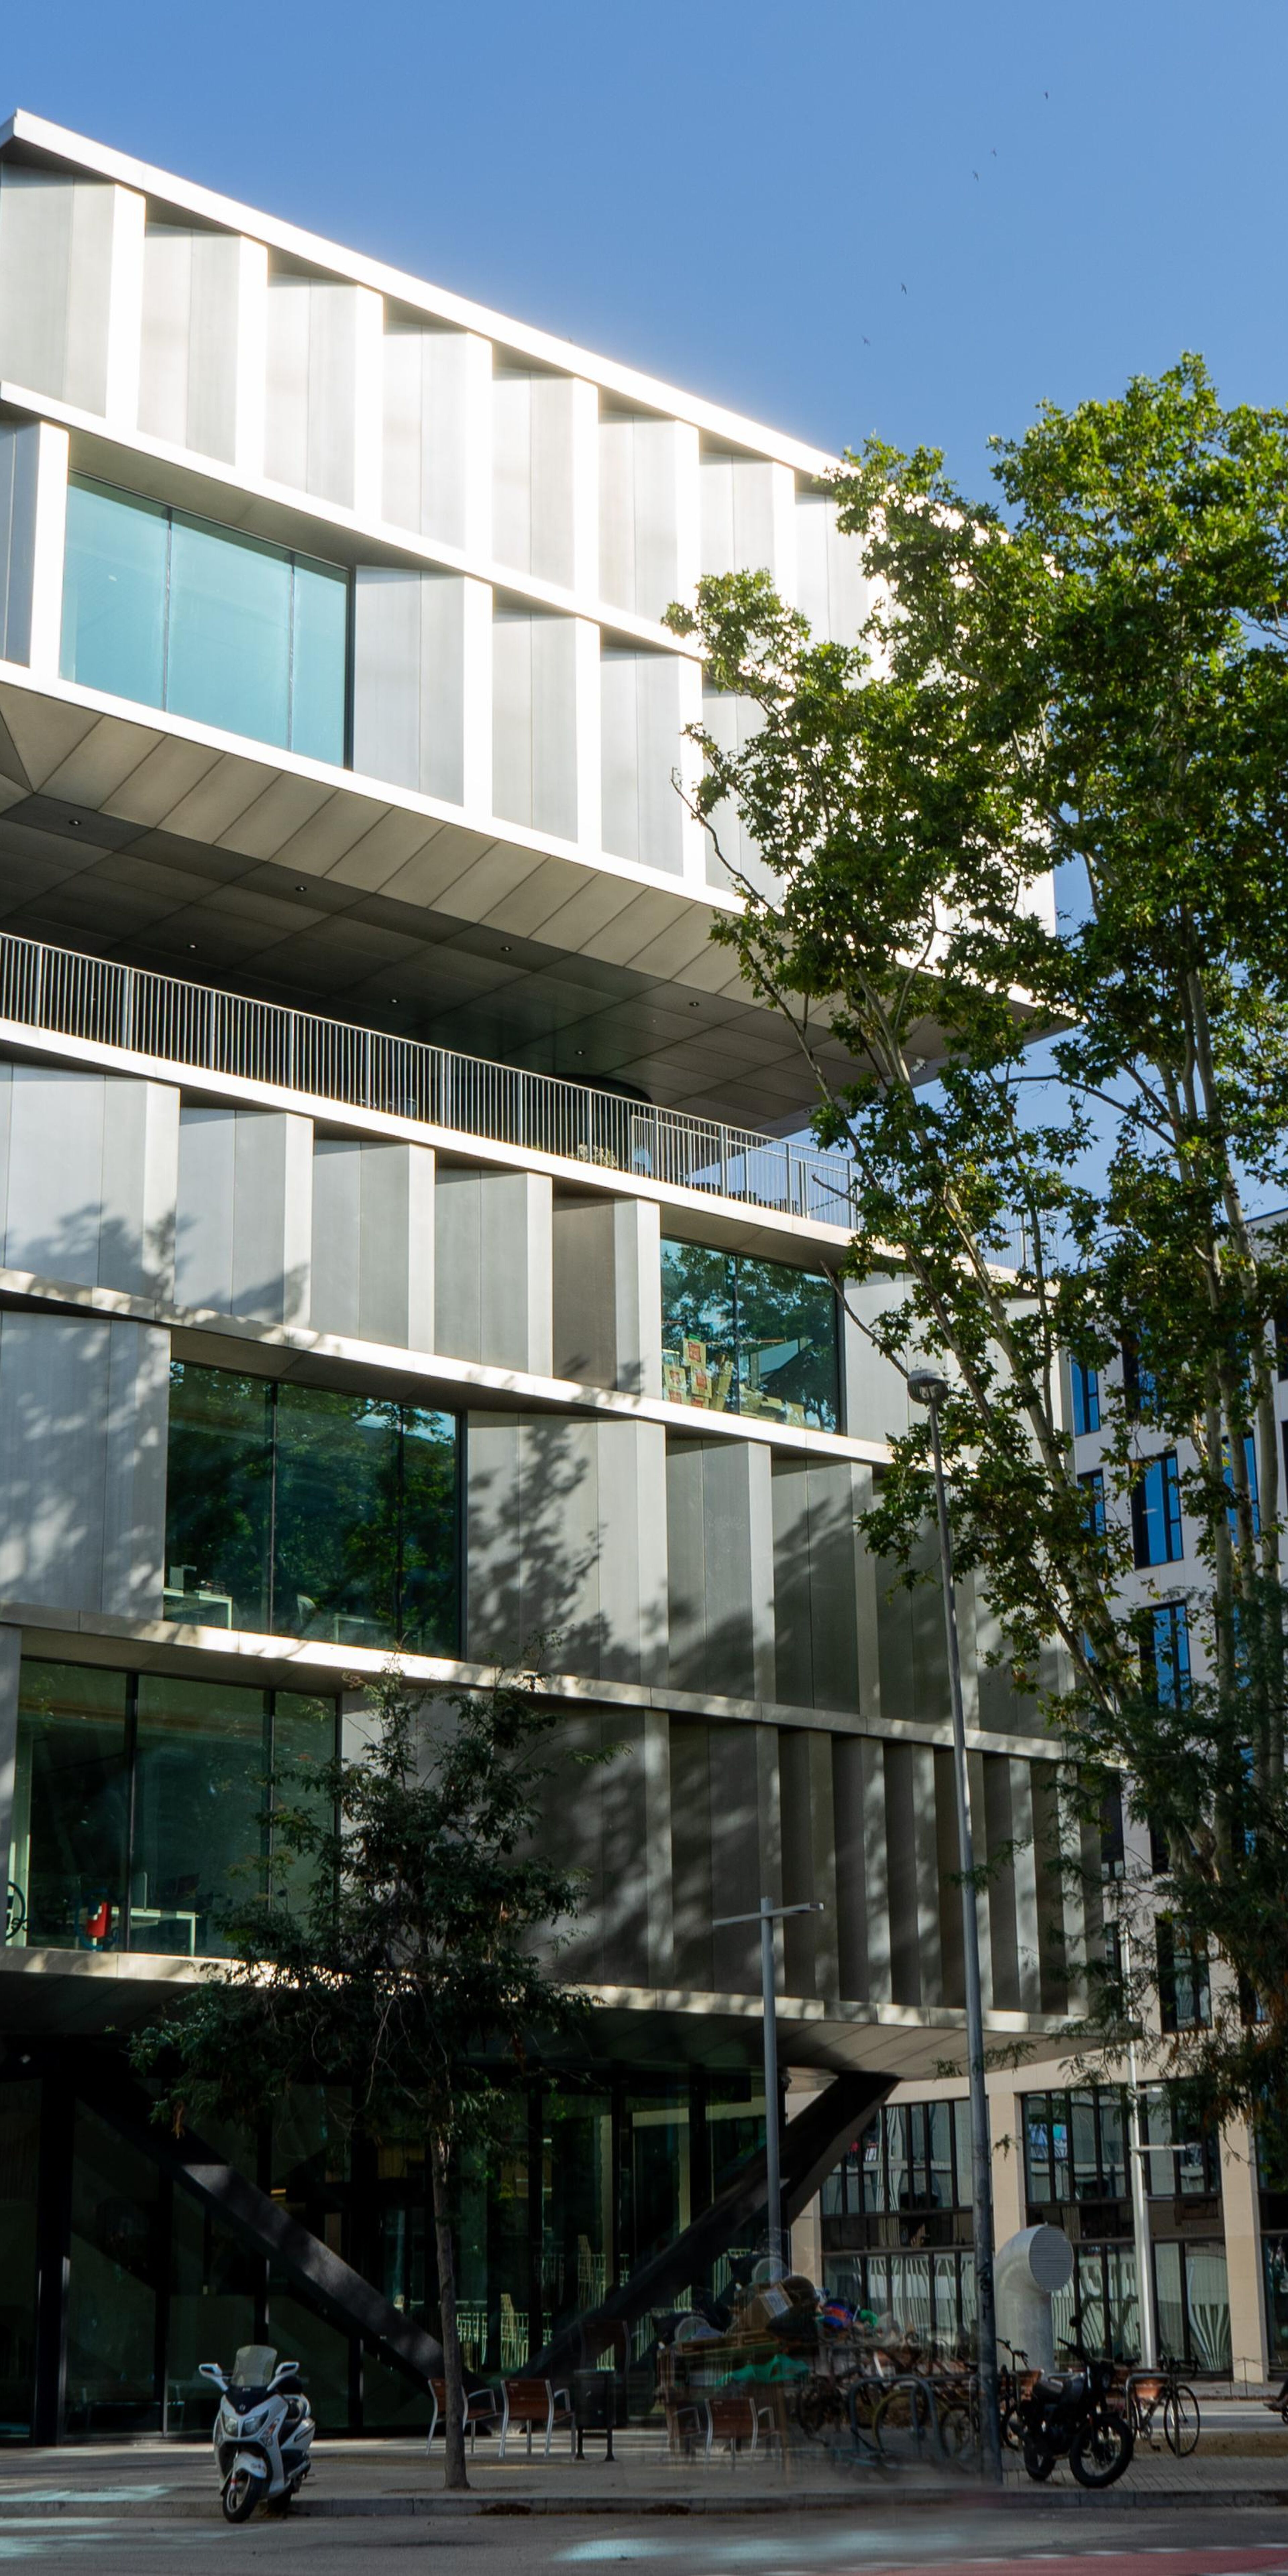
<box><xmin>1122</xmin><ymin>1921</ymin><xmax>1159</xmax><ymax>2369</ymax></box>
<box><xmin>713</xmin><ymin>1895</ymin><xmax>824</xmax><ymax>2270</ymax></box>
<box><xmin>907</xmin><ymin>1369</ymin><xmax>1003</xmax><ymax>2484</ymax></box>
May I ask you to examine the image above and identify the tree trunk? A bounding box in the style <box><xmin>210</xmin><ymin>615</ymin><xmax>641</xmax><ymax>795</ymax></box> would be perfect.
<box><xmin>429</xmin><ymin>2128</ymin><xmax>468</xmax><ymax>2490</ymax></box>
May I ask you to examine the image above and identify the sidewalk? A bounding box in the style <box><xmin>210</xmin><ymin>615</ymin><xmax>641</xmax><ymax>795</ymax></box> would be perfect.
<box><xmin>1</xmin><ymin>2423</ymin><xmax>1286</xmax><ymax>2520</ymax></box>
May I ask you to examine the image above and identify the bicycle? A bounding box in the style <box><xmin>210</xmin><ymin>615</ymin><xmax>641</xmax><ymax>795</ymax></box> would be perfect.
<box><xmin>1126</xmin><ymin>2357</ymin><xmax>1200</xmax><ymax>2457</ymax></box>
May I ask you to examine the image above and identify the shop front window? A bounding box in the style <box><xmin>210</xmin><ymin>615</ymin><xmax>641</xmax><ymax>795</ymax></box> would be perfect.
<box><xmin>165</xmin><ymin>1362</ymin><xmax>459</xmax><ymax>1654</ymax></box>
<box><xmin>61</xmin><ymin>477</ymin><xmax>348</xmax><ymax>764</ymax></box>
<box><xmin>660</xmin><ymin>1240</ymin><xmax>839</xmax><ymax>1431</ymax></box>
<box><xmin>9</xmin><ymin>1659</ymin><xmax>337</xmax><ymax>1959</ymax></box>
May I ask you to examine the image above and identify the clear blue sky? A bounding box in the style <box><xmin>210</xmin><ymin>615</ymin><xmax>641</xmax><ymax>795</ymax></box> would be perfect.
<box><xmin>5</xmin><ymin>0</ymin><xmax>1284</xmax><ymax>487</ymax></box>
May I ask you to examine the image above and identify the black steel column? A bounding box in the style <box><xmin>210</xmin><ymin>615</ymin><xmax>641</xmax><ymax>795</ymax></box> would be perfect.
<box><xmin>32</xmin><ymin>2069</ymin><xmax>74</xmax><ymax>2445</ymax></box>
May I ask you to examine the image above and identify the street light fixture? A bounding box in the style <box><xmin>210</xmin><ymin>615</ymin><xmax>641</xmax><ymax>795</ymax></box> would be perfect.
<box><xmin>712</xmin><ymin>1895</ymin><xmax>824</xmax><ymax>2272</ymax></box>
<box><xmin>906</xmin><ymin>1367</ymin><xmax>1003</xmax><ymax>2483</ymax></box>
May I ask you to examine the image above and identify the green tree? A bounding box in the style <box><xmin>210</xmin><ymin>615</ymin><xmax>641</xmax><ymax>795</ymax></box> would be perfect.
<box><xmin>666</xmin><ymin>356</ymin><xmax>1288</xmax><ymax>2150</ymax></box>
<box><xmin>134</xmin><ymin>1660</ymin><xmax>588</xmax><ymax>2489</ymax></box>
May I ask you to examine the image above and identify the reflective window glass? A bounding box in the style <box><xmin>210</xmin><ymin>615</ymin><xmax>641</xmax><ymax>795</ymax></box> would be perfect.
<box><xmin>9</xmin><ymin>1661</ymin><xmax>129</xmax><ymax>1952</ymax></box>
<box><xmin>9</xmin><ymin>1660</ymin><xmax>335</xmax><ymax>1961</ymax></box>
<box><xmin>273</xmin><ymin>1385</ymin><xmax>401</xmax><ymax>1648</ymax></box>
<box><xmin>61</xmin><ymin>479</ymin><xmax>167</xmax><ymax>706</ymax></box>
<box><xmin>131</xmin><ymin>1676</ymin><xmax>269</xmax><ymax>1958</ymax></box>
<box><xmin>291</xmin><ymin>554</ymin><xmax>349</xmax><ymax>762</ymax></box>
<box><xmin>734</xmin><ymin>1254</ymin><xmax>839</xmax><ymax>1429</ymax></box>
<box><xmin>165</xmin><ymin>1363</ymin><xmax>459</xmax><ymax>1653</ymax></box>
<box><xmin>660</xmin><ymin>1241</ymin><xmax>737</xmax><ymax>1411</ymax></box>
<box><xmin>661</xmin><ymin>1239</ymin><xmax>839</xmax><ymax>1430</ymax></box>
<box><xmin>59</xmin><ymin>478</ymin><xmax>348</xmax><ymax>764</ymax></box>
<box><xmin>165</xmin><ymin>1362</ymin><xmax>273</xmax><ymax>1631</ymax></box>
<box><xmin>167</xmin><ymin>513</ymin><xmax>291</xmax><ymax>745</ymax></box>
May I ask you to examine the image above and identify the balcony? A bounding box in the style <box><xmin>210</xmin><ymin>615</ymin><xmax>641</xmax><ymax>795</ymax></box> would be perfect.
<box><xmin>0</xmin><ymin>927</ymin><xmax>860</xmax><ymax>1230</ymax></box>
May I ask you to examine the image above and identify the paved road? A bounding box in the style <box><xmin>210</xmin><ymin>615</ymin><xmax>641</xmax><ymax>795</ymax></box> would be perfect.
<box><xmin>5</xmin><ymin>2516</ymin><xmax>1288</xmax><ymax>2573</ymax></box>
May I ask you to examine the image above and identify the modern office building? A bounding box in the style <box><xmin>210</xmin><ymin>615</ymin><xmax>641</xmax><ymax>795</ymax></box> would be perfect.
<box><xmin>0</xmin><ymin>112</ymin><xmax>1100</xmax><ymax>2441</ymax></box>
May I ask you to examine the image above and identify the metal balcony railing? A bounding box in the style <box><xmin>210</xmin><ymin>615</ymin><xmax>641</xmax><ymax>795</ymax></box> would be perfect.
<box><xmin>0</xmin><ymin>929</ymin><xmax>861</xmax><ymax>1229</ymax></box>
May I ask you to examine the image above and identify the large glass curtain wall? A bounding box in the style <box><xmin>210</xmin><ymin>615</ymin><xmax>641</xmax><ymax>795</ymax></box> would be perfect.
<box><xmin>660</xmin><ymin>1239</ymin><xmax>840</xmax><ymax>1430</ymax></box>
<box><xmin>165</xmin><ymin>1363</ymin><xmax>459</xmax><ymax>1653</ymax></box>
<box><xmin>822</xmin><ymin>2101</ymin><xmax>974</xmax><ymax>2223</ymax></box>
<box><xmin>0</xmin><ymin>2063</ymin><xmax>765</xmax><ymax>2440</ymax></box>
<box><xmin>7</xmin><ymin>1659</ymin><xmax>335</xmax><ymax>1959</ymax></box>
<box><xmin>61</xmin><ymin>477</ymin><xmax>349</xmax><ymax>764</ymax></box>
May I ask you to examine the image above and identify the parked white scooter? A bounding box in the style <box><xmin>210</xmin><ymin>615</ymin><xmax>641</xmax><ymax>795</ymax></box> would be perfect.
<box><xmin>199</xmin><ymin>2345</ymin><xmax>315</xmax><ymax>2522</ymax></box>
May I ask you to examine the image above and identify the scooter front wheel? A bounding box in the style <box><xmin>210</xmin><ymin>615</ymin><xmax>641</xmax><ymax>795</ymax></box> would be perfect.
<box><xmin>222</xmin><ymin>2468</ymin><xmax>261</xmax><ymax>2523</ymax></box>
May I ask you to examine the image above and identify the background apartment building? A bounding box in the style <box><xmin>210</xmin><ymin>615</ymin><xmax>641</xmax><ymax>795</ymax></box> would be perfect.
<box><xmin>0</xmin><ymin>111</ymin><xmax>1237</xmax><ymax>2443</ymax></box>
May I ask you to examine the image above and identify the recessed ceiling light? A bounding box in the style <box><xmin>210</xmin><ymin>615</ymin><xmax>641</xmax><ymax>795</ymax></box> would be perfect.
<box><xmin>501</xmin><ymin>945</ymin><xmax>512</xmax><ymax>954</ymax></box>
<box><xmin>67</xmin><ymin>817</ymin><xmax>82</xmax><ymax>830</ymax></box>
<box><xmin>688</xmin><ymin>1001</ymin><xmax>700</xmax><ymax>1009</ymax></box>
<box><xmin>295</xmin><ymin>882</ymin><xmax>308</xmax><ymax>892</ymax></box>
<box><xmin>187</xmin><ymin>942</ymin><xmax>198</xmax><ymax>951</ymax></box>
<box><xmin>575</xmin><ymin>1049</ymin><xmax>585</xmax><ymax>1058</ymax></box>
<box><xmin>389</xmin><ymin>996</ymin><xmax>398</xmax><ymax>1004</ymax></box>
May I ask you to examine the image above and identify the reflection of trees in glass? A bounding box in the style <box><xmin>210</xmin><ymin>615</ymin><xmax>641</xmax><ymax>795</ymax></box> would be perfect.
<box><xmin>165</xmin><ymin>1366</ymin><xmax>273</xmax><ymax>1628</ymax></box>
<box><xmin>165</xmin><ymin>1365</ymin><xmax>458</xmax><ymax>1652</ymax></box>
<box><xmin>660</xmin><ymin>1241</ymin><xmax>838</xmax><ymax>1429</ymax></box>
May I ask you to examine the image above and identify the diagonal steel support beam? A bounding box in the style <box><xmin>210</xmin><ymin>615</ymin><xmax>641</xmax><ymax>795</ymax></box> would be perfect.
<box><xmin>56</xmin><ymin>2046</ymin><xmax>445</xmax><ymax>2387</ymax></box>
<box><xmin>530</xmin><ymin>2067</ymin><xmax>892</xmax><ymax>2380</ymax></box>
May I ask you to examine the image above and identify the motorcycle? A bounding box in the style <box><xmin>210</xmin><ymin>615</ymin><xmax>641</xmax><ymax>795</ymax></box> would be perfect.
<box><xmin>199</xmin><ymin>2344</ymin><xmax>315</xmax><ymax>2523</ymax></box>
<box><xmin>1015</xmin><ymin>2353</ymin><xmax>1134</xmax><ymax>2488</ymax></box>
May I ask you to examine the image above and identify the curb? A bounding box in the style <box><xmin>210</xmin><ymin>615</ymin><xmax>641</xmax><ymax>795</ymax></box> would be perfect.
<box><xmin>3</xmin><ymin>2480</ymin><xmax>1288</xmax><ymax>2522</ymax></box>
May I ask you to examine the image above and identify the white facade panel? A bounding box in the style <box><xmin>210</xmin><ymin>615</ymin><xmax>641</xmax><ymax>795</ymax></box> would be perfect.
<box><xmin>352</xmin><ymin>566</ymin><xmax>469</xmax><ymax>802</ymax></box>
<box><xmin>138</xmin><ymin>220</ymin><xmax>247</xmax><ymax>463</ymax></box>
<box><xmin>795</xmin><ymin>489</ymin><xmax>866</xmax><ymax>644</ymax></box>
<box><xmin>381</xmin><ymin>319</ymin><xmax>485</xmax><ymax>548</ymax></box>
<box><xmin>491</xmin><ymin>366</ymin><xmax>577</xmax><ymax>588</ymax></box>
<box><xmin>264</xmin><ymin>268</ymin><xmax>378</xmax><ymax>508</ymax></box>
<box><xmin>600</xmin><ymin>647</ymin><xmax>685</xmax><ymax>874</ymax></box>
<box><xmin>492</xmin><ymin>607</ymin><xmax>578</xmax><ymax>841</ymax></box>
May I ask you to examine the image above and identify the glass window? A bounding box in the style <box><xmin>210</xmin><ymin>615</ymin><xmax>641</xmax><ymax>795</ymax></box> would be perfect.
<box><xmin>130</xmin><ymin>1676</ymin><xmax>270</xmax><ymax>1959</ymax></box>
<box><xmin>1157</xmin><ymin>1921</ymin><xmax>1212</xmax><ymax>2033</ymax></box>
<box><xmin>164</xmin><ymin>1363</ymin><xmax>459</xmax><ymax>1654</ymax></box>
<box><xmin>60</xmin><ymin>478</ymin><xmax>168</xmax><ymax>707</ymax></box>
<box><xmin>8</xmin><ymin>1658</ymin><xmax>338</xmax><ymax>1960</ymax></box>
<box><xmin>167</xmin><ymin>512</ymin><xmax>292</xmax><ymax>746</ymax></box>
<box><xmin>65</xmin><ymin>2107</ymin><xmax>162</xmax><ymax>2436</ymax></box>
<box><xmin>165</xmin><ymin>1364</ymin><xmax>273</xmax><ymax>1632</ymax></box>
<box><xmin>1132</xmin><ymin>1451</ymin><xmax>1184</xmax><ymax>1567</ymax></box>
<box><xmin>1070</xmin><ymin>1360</ymin><xmax>1100</xmax><ymax>1437</ymax></box>
<box><xmin>1079</xmin><ymin>1468</ymin><xmax>1106</xmax><ymax>1536</ymax></box>
<box><xmin>291</xmin><ymin>554</ymin><xmax>350</xmax><ymax>764</ymax></box>
<box><xmin>9</xmin><ymin>1661</ymin><xmax>129</xmax><ymax>1952</ymax></box>
<box><xmin>1144</xmin><ymin>1602</ymin><xmax>1191</xmax><ymax>1708</ymax></box>
<box><xmin>60</xmin><ymin>477</ymin><xmax>348</xmax><ymax>764</ymax></box>
<box><xmin>660</xmin><ymin>1239</ymin><xmax>839</xmax><ymax>1431</ymax></box>
<box><xmin>1224</xmin><ymin>1432</ymin><xmax>1261</xmax><ymax>1541</ymax></box>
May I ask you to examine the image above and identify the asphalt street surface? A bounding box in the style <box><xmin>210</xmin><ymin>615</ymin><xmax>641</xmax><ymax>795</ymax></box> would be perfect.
<box><xmin>5</xmin><ymin>2515</ymin><xmax>1288</xmax><ymax>2573</ymax></box>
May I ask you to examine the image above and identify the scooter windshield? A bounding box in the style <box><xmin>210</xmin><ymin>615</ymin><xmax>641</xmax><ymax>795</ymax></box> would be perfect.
<box><xmin>230</xmin><ymin>2344</ymin><xmax>277</xmax><ymax>2398</ymax></box>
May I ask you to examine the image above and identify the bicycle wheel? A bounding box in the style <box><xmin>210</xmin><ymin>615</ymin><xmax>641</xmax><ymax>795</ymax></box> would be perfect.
<box><xmin>1164</xmin><ymin>2385</ymin><xmax>1200</xmax><ymax>2457</ymax></box>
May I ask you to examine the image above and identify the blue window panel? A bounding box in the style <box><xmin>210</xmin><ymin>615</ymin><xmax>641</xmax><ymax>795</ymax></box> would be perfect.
<box><xmin>1134</xmin><ymin>1450</ymin><xmax>1183</xmax><ymax>1566</ymax></box>
<box><xmin>59</xmin><ymin>477</ymin><xmax>349</xmax><ymax>768</ymax></box>
<box><xmin>1070</xmin><ymin>1361</ymin><xmax>1100</xmax><ymax>1437</ymax></box>
<box><xmin>1079</xmin><ymin>1468</ymin><xmax>1106</xmax><ymax>1536</ymax></box>
<box><xmin>167</xmin><ymin>513</ymin><xmax>292</xmax><ymax>748</ymax></box>
<box><xmin>1150</xmin><ymin>1603</ymin><xmax>1191</xmax><ymax>1706</ymax></box>
<box><xmin>291</xmin><ymin>554</ymin><xmax>349</xmax><ymax>763</ymax></box>
<box><xmin>60</xmin><ymin>479</ymin><xmax>167</xmax><ymax>708</ymax></box>
<box><xmin>1225</xmin><ymin>1433</ymin><xmax>1260</xmax><ymax>1541</ymax></box>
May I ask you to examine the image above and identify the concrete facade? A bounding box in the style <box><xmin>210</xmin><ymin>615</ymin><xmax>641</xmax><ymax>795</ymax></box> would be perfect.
<box><xmin>0</xmin><ymin>112</ymin><xmax>1234</xmax><ymax>2438</ymax></box>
